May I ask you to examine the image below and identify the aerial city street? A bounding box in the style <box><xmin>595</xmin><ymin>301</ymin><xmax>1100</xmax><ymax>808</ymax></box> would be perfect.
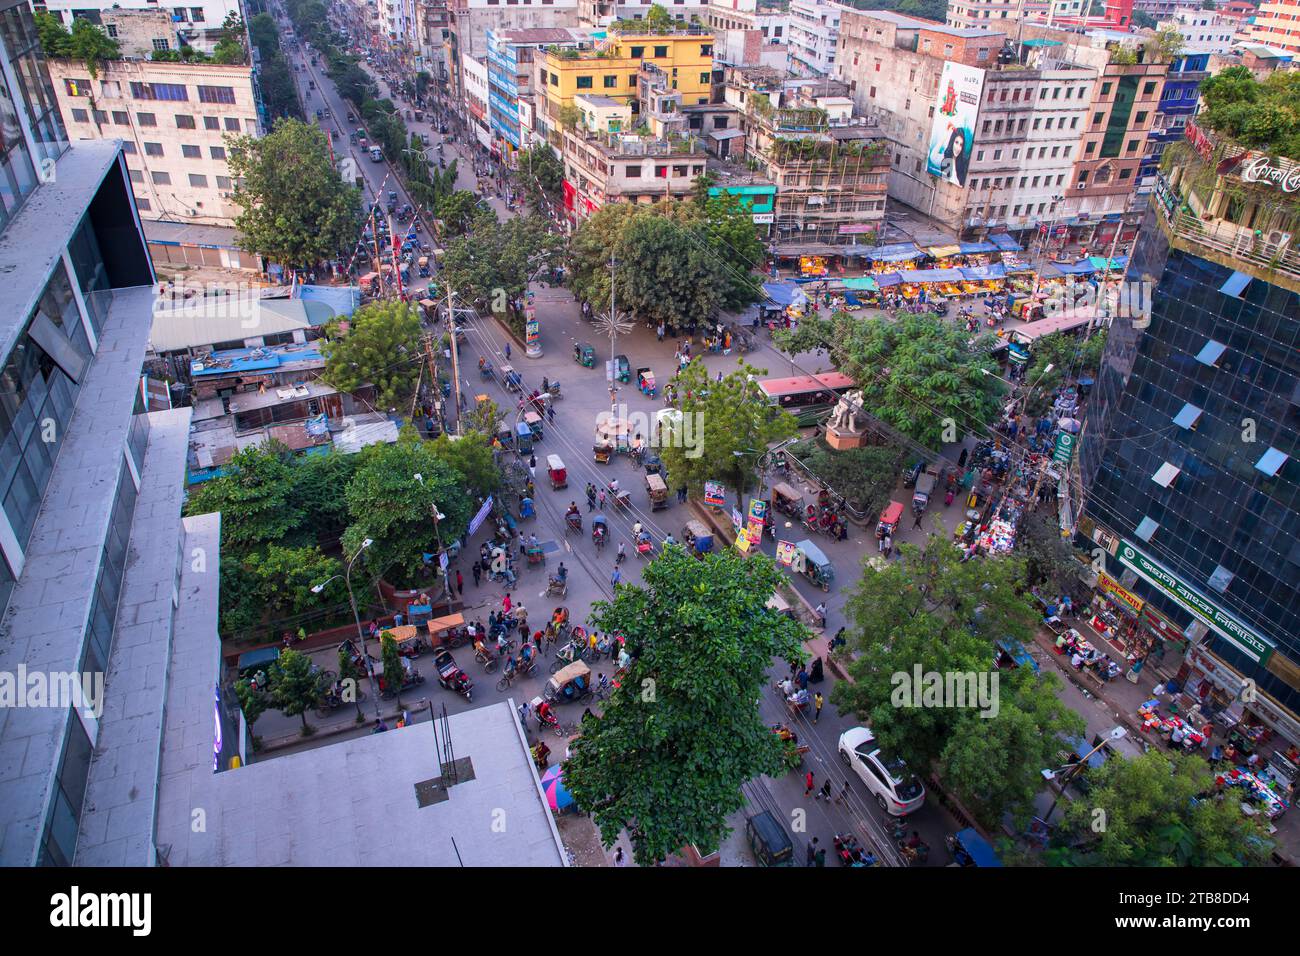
<box><xmin>0</xmin><ymin>0</ymin><xmax>1297</xmax><ymax>880</ymax></box>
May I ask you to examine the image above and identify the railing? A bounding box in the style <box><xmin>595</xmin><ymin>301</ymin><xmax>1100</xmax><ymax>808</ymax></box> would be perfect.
<box><xmin>1153</xmin><ymin>180</ymin><xmax>1300</xmax><ymax>284</ymax></box>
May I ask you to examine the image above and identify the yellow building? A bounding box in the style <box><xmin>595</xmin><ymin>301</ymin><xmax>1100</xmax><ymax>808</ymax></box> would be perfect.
<box><xmin>534</xmin><ymin>33</ymin><xmax>715</xmax><ymax>139</ymax></box>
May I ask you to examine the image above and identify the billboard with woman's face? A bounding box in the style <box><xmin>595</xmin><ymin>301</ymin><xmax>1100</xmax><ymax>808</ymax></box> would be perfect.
<box><xmin>926</xmin><ymin>62</ymin><xmax>985</xmax><ymax>188</ymax></box>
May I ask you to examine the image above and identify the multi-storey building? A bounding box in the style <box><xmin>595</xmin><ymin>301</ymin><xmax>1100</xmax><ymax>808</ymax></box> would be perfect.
<box><xmin>462</xmin><ymin>53</ymin><xmax>495</xmax><ymax>153</ymax></box>
<box><xmin>1249</xmin><ymin>0</ymin><xmax>1300</xmax><ymax>55</ymax></box>
<box><xmin>445</xmin><ymin>0</ymin><xmax>581</xmax><ymax>97</ymax></box>
<box><xmin>1138</xmin><ymin>51</ymin><xmax>1208</xmax><ymax>198</ymax></box>
<box><xmin>532</xmin><ymin>29</ymin><xmax>715</xmax><ymax>145</ymax></box>
<box><xmin>41</xmin><ymin>0</ymin><xmax>243</xmax><ymax>54</ymax></box>
<box><xmin>1157</xmin><ymin>8</ymin><xmax>1244</xmax><ymax>53</ymax></box>
<box><xmin>706</xmin><ymin>0</ymin><xmax>790</xmax><ymax>68</ymax></box>
<box><xmin>46</xmin><ymin>57</ymin><xmax>260</xmax><ymax>226</ymax></box>
<box><xmin>416</xmin><ymin>0</ymin><xmax>453</xmax><ymax>82</ymax></box>
<box><xmin>947</xmin><ymin>0</ymin><xmax>1051</xmax><ymax>30</ymax></box>
<box><xmin>578</xmin><ymin>0</ymin><xmax>710</xmax><ymax>29</ymax></box>
<box><xmin>1078</xmin><ymin>117</ymin><xmax>1300</xmax><ymax>745</ymax></box>
<box><xmin>787</xmin><ymin>0</ymin><xmax>841</xmax><ymax>77</ymax></box>
<box><xmin>560</xmin><ymin>119</ymin><xmax>708</xmax><ymax>218</ymax></box>
<box><xmin>487</xmin><ymin>27</ymin><xmax>589</xmax><ymax>158</ymax></box>
<box><xmin>0</xmin><ymin>0</ymin><xmax>224</xmax><ymax>868</ymax></box>
<box><xmin>726</xmin><ymin>68</ymin><xmax>889</xmax><ymax>254</ymax></box>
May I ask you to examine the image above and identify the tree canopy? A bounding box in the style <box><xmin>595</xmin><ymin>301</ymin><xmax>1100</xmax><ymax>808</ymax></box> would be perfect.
<box><xmin>320</xmin><ymin>298</ymin><xmax>423</xmax><ymax>411</ymax></box>
<box><xmin>659</xmin><ymin>359</ymin><xmax>798</xmax><ymax>495</ymax></box>
<box><xmin>1199</xmin><ymin>67</ymin><xmax>1300</xmax><ymax>159</ymax></box>
<box><xmin>565</xmin><ymin>548</ymin><xmax>806</xmax><ymax>864</ymax></box>
<box><xmin>1021</xmin><ymin>329</ymin><xmax>1107</xmax><ymax>416</ymax></box>
<box><xmin>227</xmin><ymin>118</ymin><xmax>361</xmax><ymax>268</ymax></box>
<box><xmin>775</xmin><ymin>312</ymin><xmax>1005</xmax><ymax>450</ymax></box>
<box><xmin>34</xmin><ymin>13</ymin><xmax>120</xmax><ymax>78</ymax></box>
<box><xmin>441</xmin><ymin>213</ymin><xmax>560</xmax><ymax>337</ymax></box>
<box><xmin>184</xmin><ymin>443</ymin><xmax>302</xmax><ymax>553</ymax></box>
<box><xmin>1050</xmin><ymin>750</ymin><xmax>1273</xmax><ymax>866</ymax></box>
<box><xmin>788</xmin><ymin>438</ymin><xmax>905</xmax><ymax>519</ymax></box>
<box><xmin>832</xmin><ymin>531</ymin><xmax>1082</xmax><ymax>826</ymax></box>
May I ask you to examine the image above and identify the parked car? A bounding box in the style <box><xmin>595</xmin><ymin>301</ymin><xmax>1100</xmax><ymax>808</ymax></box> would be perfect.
<box><xmin>838</xmin><ymin>726</ymin><xmax>926</xmax><ymax>816</ymax></box>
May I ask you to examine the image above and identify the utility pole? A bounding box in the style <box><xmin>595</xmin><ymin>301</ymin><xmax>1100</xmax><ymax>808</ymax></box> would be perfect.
<box><xmin>608</xmin><ymin>253</ymin><xmax>618</xmax><ymax>419</ymax></box>
<box><xmin>423</xmin><ymin>330</ymin><xmax>444</xmax><ymax>433</ymax></box>
<box><xmin>445</xmin><ymin>281</ymin><xmax>463</xmax><ymax>433</ymax></box>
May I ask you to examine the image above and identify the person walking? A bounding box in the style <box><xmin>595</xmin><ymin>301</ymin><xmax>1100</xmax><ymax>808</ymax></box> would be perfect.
<box><xmin>804</xmin><ymin>770</ymin><xmax>815</xmax><ymax>797</ymax></box>
<box><xmin>529</xmin><ymin>452</ymin><xmax>537</xmax><ymax>478</ymax></box>
<box><xmin>815</xmin><ymin>602</ymin><xmax>827</xmax><ymax>629</ymax></box>
<box><xmin>613</xmin><ymin>846</ymin><xmax>628</xmax><ymax>867</ymax></box>
<box><xmin>835</xmin><ymin>780</ymin><xmax>851</xmax><ymax>806</ymax></box>
<box><xmin>597</xmin><ymin>488</ymin><xmax>606</xmax><ymax>510</ymax></box>
<box><xmin>656</xmin><ymin>322</ymin><xmax>664</xmax><ymax>342</ymax></box>
<box><xmin>472</xmin><ymin>562</ymin><xmax>482</xmax><ymax>587</ymax></box>
<box><xmin>818</xmin><ymin>779</ymin><xmax>833</xmax><ymax>802</ymax></box>
<box><xmin>813</xmin><ymin>846</ymin><xmax>826</xmax><ymax>867</ymax></box>
<box><xmin>586</xmin><ymin>482</ymin><xmax>597</xmax><ymax>512</ymax></box>
<box><xmin>813</xmin><ymin>691</ymin><xmax>824</xmax><ymax>724</ymax></box>
<box><xmin>502</xmin><ymin>592</ymin><xmax>512</xmax><ymax>615</ymax></box>
<box><xmin>455</xmin><ymin>570</ymin><xmax>463</xmax><ymax>597</ymax></box>
<box><xmin>912</xmin><ymin>510</ymin><xmax>924</xmax><ymax>530</ymax></box>
<box><xmin>806</xmin><ymin>837</ymin><xmax>820</xmax><ymax>866</ymax></box>
<box><xmin>611</xmin><ymin>565</ymin><xmax>622</xmax><ymax>588</ymax></box>
<box><xmin>504</xmin><ymin>342</ymin><xmax>511</xmax><ymax>361</ymax></box>
<box><xmin>547</xmin><ymin>403</ymin><xmax>555</xmax><ymax>425</ymax></box>
<box><xmin>883</xmin><ymin>534</ymin><xmax>893</xmax><ymax>558</ymax></box>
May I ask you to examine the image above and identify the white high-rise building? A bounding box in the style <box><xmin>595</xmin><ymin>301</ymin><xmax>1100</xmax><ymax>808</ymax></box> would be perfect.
<box><xmin>787</xmin><ymin>0</ymin><xmax>841</xmax><ymax>76</ymax></box>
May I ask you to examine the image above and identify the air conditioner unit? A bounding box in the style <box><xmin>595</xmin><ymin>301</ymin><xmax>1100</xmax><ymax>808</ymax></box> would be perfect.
<box><xmin>1076</xmin><ymin>182</ymin><xmax>1086</xmax><ymax>190</ymax></box>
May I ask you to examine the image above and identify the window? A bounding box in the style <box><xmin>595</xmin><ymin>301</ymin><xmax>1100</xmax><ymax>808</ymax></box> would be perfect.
<box><xmin>699</xmin><ymin>72</ymin><xmax>710</xmax><ymax>84</ymax></box>
<box><xmin>93</xmin><ymin>110</ymin><xmax>108</xmax><ymax>125</ymax></box>
<box><xmin>175</xmin><ymin>114</ymin><xmax>195</xmax><ymax>129</ymax></box>
<box><xmin>700</xmin><ymin>44</ymin><xmax>712</xmax><ymax>56</ymax></box>
<box><xmin>197</xmin><ymin>86</ymin><xmax>236</xmax><ymax>105</ymax></box>
<box><xmin>655</xmin><ymin>165</ymin><xmax>667</xmax><ymax>178</ymax></box>
<box><xmin>188</xmin><ymin>173</ymin><xmax>208</xmax><ymax>188</ymax></box>
<box><xmin>576</xmin><ymin>75</ymin><xmax>593</xmax><ymax>89</ymax></box>
<box><xmin>181</xmin><ymin>144</ymin><xmax>201</xmax><ymax>158</ymax></box>
<box><xmin>144</xmin><ymin>142</ymin><xmax>164</xmax><ymax>157</ymax></box>
<box><xmin>190</xmin><ymin>6</ymin><xmax>205</xmax><ymax>20</ymax></box>
<box><xmin>71</xmin><ymin>108</ymin><xmax>89</xmax><ymax>123</ymax></box>
<box><xmin>1135</xmin><ymin>516</ymin><xmax>1159</xmax><ymax>542</ymax></box>
<box><xmin>128</xmin><ymin>169</ymin><xmax>144</xmax><ymax>184</ymax></box>
<box><xmin>1255</xmin><ymin>447</ymin><xmax>1289</xmax><ymax>478</ymax></box>
<box><xmin>224</xmin><ymin>116</ymin><xmax>241</xmax><ymax>131</ymax></box>
<box><xmin>151</xmin><ymin>171</ymin><xmax>171</xmax><ymax>185</ymax></box>
<box><xmin>112</xmin><ymin>110</ymin><xmax>129</xmax><ymax>125</ymax></box>
<box><xmin>1143</xmin><ymin>81</ymin><xmax>1156</xmax><ymax>95</ymax></box>
<box><xmin>1135</xmin><ymin>111</ymin><xmax>1148</xmax><ymax>124</ymax></box>
<box><xmin>136</xmin><ymin>197</ymin><xmax>151</xmax><ymax>211</ymax></box>
<box><xmin>1101</xmin><ymin>82</ymin><xmax>1112</xmax><ymax>96</ymax></box>
<box><xmin>136</xmin><ymin>112</ymin><xmax>157</xmax><ymax>127</ymax></box>
<box><xmin>203</xmin><ymin>115</ymin><xmax>220</xmax><ymax>130</ymax></box>
<box><xmin>653</xmin><ymin>46</ymin><xmax>668</xmax><ymax>58</ymax></box>
<box><xmin>630</xmin><ymin>46</ymin><xmax>644</xmax><ymax>58</ymax></box>
<box><xmin>131</xmin><ymin>81</ymin><xmax>187</xmax><ymax>101</ymax></box>
<box><xmin>215</xmin><ymin>175</ymin><xmax>232</xmax><ymax>190</ymax></box>
<box><xmin>64</xmin><ymin>78</ymin><xmax>91</xmax><ymax>97</ymax></box>
<box><xmin>152</xmin><ymin>38</ymin><xmax>170</xmax><ymax>52</ymax></box>
<box><xmin>121</xmin><ymin>141</ymin><xmax>136</xmax><ymax>154</ymax></box>
<box><xmin>1173</xmin><ymin>403</ymin><xmax>1203</xmax><ymax>430</ymax></box>
<box><xmin>210</xmin><ymin>145</ymin><xmax>226</xmax><ymax>160</ymax></box>
<box><xmin>603</xmin><ymin>75</ymin><xmax>617</xmax><ymax>88</ymax></box>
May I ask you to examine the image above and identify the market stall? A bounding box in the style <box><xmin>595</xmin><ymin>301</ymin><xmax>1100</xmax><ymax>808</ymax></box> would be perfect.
<box><xmin>864</xmin><ymin>242</ymin><xmax>923</xmax><ymax>274</ymax></box>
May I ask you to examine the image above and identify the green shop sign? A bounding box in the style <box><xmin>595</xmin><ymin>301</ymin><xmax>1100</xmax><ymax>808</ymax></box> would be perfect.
<box><xmin>1116</xmin><ymin>540</ymin><xmax>1275</xmax><ymax>664</ymax></box>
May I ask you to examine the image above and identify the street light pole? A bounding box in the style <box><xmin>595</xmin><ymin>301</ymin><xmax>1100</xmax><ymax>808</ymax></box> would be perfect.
<box><xmin>313</xmin><ymin>538</ymin><xmax>381</xmax><ymax>720</ymax></box>
<box><xmin>1042</xmin><ymin>727</ymin><xmax>1128</xmax><ymax>822</ymax></box>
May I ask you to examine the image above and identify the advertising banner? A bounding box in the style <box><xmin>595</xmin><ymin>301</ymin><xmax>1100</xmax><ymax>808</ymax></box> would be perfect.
<box><xmin>926</xmin><ymin>62</ymin><xmax>985</xmax><ymax>188</ymax></box>
<box><xmin>776</xmin><ymin>540</ymin><xmax>797</xmax><ymax>567</ymax></box>
<box><xmin>704</xmin><ymin>481</ymin><xmax>726</xmax><ymax>508</ymax></box>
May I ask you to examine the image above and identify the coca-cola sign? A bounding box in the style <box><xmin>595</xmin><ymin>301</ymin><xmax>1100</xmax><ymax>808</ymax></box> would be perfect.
<box><xmin>1240</xmin><ymin>156</ymin><xmax>1300</xmax><ymax>193</ymax></box>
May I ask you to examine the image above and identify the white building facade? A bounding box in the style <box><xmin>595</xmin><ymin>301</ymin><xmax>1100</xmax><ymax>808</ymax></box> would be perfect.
<box><xmin>787</xmin><ymin>0</ymin><xmax>840</xmax><ymax>76</ymax></box>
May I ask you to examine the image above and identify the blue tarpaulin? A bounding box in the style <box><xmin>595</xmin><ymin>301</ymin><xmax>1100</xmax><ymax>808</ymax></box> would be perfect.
<box><xmin>865</xmin><ymin>242</ymin><xmax>922</xmax><ymax>263</ymax></box>
<box><xmin>762</xmin><ymin>282</ymin><xmax>807</xmax><ymax>308</ymax></box>
<box><xmin>960</xmin><ymin>264</ymin><xmax>1007</xmax><ymax>280</ymax></box>
<box><xmin>898</xmin><ymin>268</ymin><xmax>966</xmax><ymax>283</ymax></box>
<box><xmin>959</xmin><ymin>241</ymin><xmax>998</xmax><ymax>254</ymax></box>
<box><xmin>988</xmin><ymin>233</ymin><xmax>1022</xmax><ymax>252</ymax></box>
<box><xmin>843</xmin><ymin>292</ymin><xmax>862</xmax><ymax>306</ymax></box>
<box><xmin>1056</xmin><ymin>260</ymin><xmax>1098</xmax><ymax>275</ymax></box>
<box><xmin>875</xmin><ymin>273</ymin><xmax>902</xmax><ymax>287</ymax></box>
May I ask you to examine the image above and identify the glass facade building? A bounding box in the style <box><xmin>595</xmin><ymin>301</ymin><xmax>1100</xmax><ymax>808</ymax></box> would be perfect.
<box><xmin>1080</xmin><ymin>190</ymin><xmax>1300</xmax><ymax>723</ymax></box>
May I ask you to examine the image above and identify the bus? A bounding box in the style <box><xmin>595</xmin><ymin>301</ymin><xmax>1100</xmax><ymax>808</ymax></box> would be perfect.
<box><xmin>756</xmin><ymin>372</ymin><xmax>855</xmax><ymax>427</ymax></box>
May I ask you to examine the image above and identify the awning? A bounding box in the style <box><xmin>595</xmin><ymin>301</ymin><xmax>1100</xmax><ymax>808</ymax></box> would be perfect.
<box><xmin>927</xmin><ymin>244</ymin><xmax>962</xmax><ymax>258</ymax></box>
<box><xmin>875</xmin><ymin>273</ymin><xmax>902</xmax><ymax>287</ymax></box>
<box><xmin>843</xmin><ymin>292</ymin><xmax>862</xmax><ymax>306</ymax></box>
<box><xmin>959</xmin><ymin>241</ymin><xmax>998</xmax><ymax>254</ymax></box>
<box><xmin>708</xmin><ymin>128</ymin><xmax>745</xmax><ymax>141</ymax></box>
<box><xmin>761</xmin><ymin>282</ymin><xmax>807</xmax><ymax>308</ymax></box>
<box><xmin>1056</xmin><ymin>260</ymin><xmax>1098</xmax><ymax>275</ymax></box>
<box><xmin>865</xmin><ymin>242</ymin><xmax>922</xmax><ymax>263</ymax></box>
<box><xmin>1088</xmin><ymin>255</ymin><xmax>1128</xmax><ymax>272</ymax></box>
<box><xmin>1036</xmin><ymin>263</ymin><xmax>1065</xmax><ymax>278</ymax></box>
<box><xmin>841</xmin><ymin>276</ymin><xmax>878</xmax><ymax>291</ymax></box>
<box><xmin>988</xmin><ymin>233</ymin><xmax>1022</xmax><ymax>252</ymax></box>
<box><xmin>960</xmin><ymin>264</ymin><xmax>1006</xmax><ymax>280</ymax></box>
<box><xmin>897</xmin><ymin>268</ymin><xmax>966</xmax><ymax>283</ymax></box>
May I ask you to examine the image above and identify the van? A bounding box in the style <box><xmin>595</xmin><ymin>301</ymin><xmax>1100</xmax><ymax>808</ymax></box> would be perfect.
<box><xmin>369</xmin><ymin>145</ymin><xmax>383</xmax><ymax>162</ymax></box>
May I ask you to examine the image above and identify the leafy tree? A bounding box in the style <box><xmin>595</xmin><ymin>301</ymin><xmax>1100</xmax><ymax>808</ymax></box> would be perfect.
<box><xmin>1051</xmin><ymin>750</ymin><xmax>1273</xmax><ymax>866</ymax></box>
<box><xmin>286</xmin><ymin>450</ymin><xmax>361</xmax><ymax>545</ymax></box>
<box><xmin>441</xmin><ymin>214</ymin><xmax>560</xmax><ymax>337</ymax></box>
<box><xmin>463</xmin><ymin>395</ymin><xmax>502</xmax><ymax>438</ymax></box>
<box><xmin>660</xmin><ymin>359</ymin><xmax>798</xmax><ymax>495</ymax></box>
<box><xmin>1198</xmin><ymin>68</ymin><xmax>1300</xmax><ymax>156</ymax></box>
<box><xmin>517</xmin><ymin>144</ymin><xmax>565</xmax><ymax>211</ymax></box>
<box><xmin>234</xmin><ymin>678</ymin><xmax>270</xmax><ymax>733</ymax></box>
<box><xmin>433</xmin><ymin>189</ymin><xmax>482</xmax><ymax>238</ymax></box>
<box><xmin>211</xmin><ymin>12</ymin><xmax>248</xmax><ymax>64</ymax></box>
<box><xmin>788</xmin><ymin>438</ymin><xmax>905</xmax><ymax>519</ymax></box>
<box><xmin>775</xmin><ymin>312</ymin><xmax>1005</xmax><ymax>450</ymax></box>
<box><xmin>342</xmin><ymin>434</ymin><xmax>473</xmax><ymax>584</ymax></box>
<box><xmin>645</xmin><ymin>2</ymin><xmax>675</xmax><ymax>31</ymax></box>
<box><xmin>831</xmin><ymin>531</ymin><xmax>1076</xmax><ymax>824</ymax></box>
<box><xmin>565</xmin><ymin>548</ymin><xmax>806</xmax><ymax>864</ymax></box>
<box><xmin>428</xmin><ymin>432</ymin><xmax>499</xmax><ymax>499</ymax></box>
<box><xmin>320</xmin><ymin>298</ymin><xmax>422</xmax><ymax>410</ymax></box>
<box><xmin>270</xmin><ymin>648</ymin><xmax>325</xmax><ymax>734</ymax></box>
<box><xmin>1016</xmin><ymin>510</ymin><xmax>1086</xmax><ymax>601</ymax></box>
<box><xmin>845</xmin><ymin>0</ymin><xmax>948</xmax><ymax>23</ymax></box>
<box><xmin>35</xmin><ymin>14</ymin><xmax>121</xmax><ymax>78</ymax></box>
<box><xmin>1131</xmin><ymin>9</ymin><xmax>1157</xmax><ymax>27</ymax></box>
<box><xmin>381</xmin><ymin>633</ymin><xmax>403</xmax><ymax>707</ymax></box>
<box><xmin>183</xmin><ymin>443</ymin><xmax>302</xmax><ymax>553</ymax></box>
<box><xmin>1021</xmin><ymin>329</ymin><xmax>1106</xmax><ymax>416</ymax></box>
<box><xmin>228</xmin><ymin>119</ymin><xmax>361</xmax><ymax>268</ymax></box>
<box><xmin>237</xmin><ymin>544</ymin><xmax>344</xmax><ymax>621</ymax></box>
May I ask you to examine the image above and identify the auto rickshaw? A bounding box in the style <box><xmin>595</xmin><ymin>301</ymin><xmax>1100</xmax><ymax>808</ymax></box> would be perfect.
<box><xmin>418</xmin><ymin>255</ymin><xmax>429</xmax><ymax>277</ymax></box>
<box><xmin>771</xmin><ymin>481</ymin><xmax>804</xmax><ymax>519</ymax></box>
<box><xmin>383</xmin><ymin>624</ymin><xmax>428</xmax><ymax>658</ymax></box>
<box><xmin>745</xmin><ymin>811</ymin><xmax>794</xmax><ymax>867</ymax></box>
<box><xmin>574</xmin><ymin>342</ymin><xmax>596</xmax><ymax>368</ymax></box>
<box><xmin>793</xmin><ymin>538</ymin><xmax>834</xmax><ymax>592</ymax></box>
<box><xmin>613</xmin><ymin>354</ymin><xmax>631</xmax><ymax>383</ymax></box>
<box><xmin>592</xmin><ymin>514</ymin><xmax>608</xmax><ymax>550</ymax></box>
<box><xmin>594</xmin><ymin>439</ymin><xmax>613</xmax><ymax>465</ymax></box>
<box><xmin>494</xmin><ymin>421</ymin><xmax>513</xmax><ymax>450</ymax></box>
<box><xmin>637</xmin><ymin>367</ymin><xmax>656</xmax><ymax>398</ymax></box>
<box><xmin>520</xmin><ymin>496</ymin><xmax>535</xmax><ymax>519</ymax></box>
<box><xmin>514</xmin><ymin>420</ymin><xmax>533</xmax><ymax>454</ymax></box>
<box><xmin>876</xmin><ymin>500</ymin><xmax>904</xmax><ymax>541</ymax></box>
<box><xmin>426</xmin><ymin>613</ymin><xmax>468</xmax><ymax>648</ymax></box>
<box><xmin>524</xmin><ymin>409</ymin><xmax>543</xmax><ymax>440</ymax></box>
<box><xmin>545</xmin><ymin>660</ymin><xmax>593</xmax><ymax>704</ymax></box>
<box><xmin>643</xmin><ymin>450</ymin><xmax>663</xmax><ymax>475</ymax></box>
<box><xmin>547</xmin><ymin>453</ymin><xmax>567</xmax><ymax>490</ymax></box>
<box><xmin>597</xmin><ymin>420</ymin><xmax>630</xmax><ymax>455</ymax></box>
<box><xmin>501</xmin><ymin>365</ymin><xmax>522</xmax><ymax>392</ymax></box>
<box><xmin>645</xmin><ymin>472</ymin><xmax>668</xmax><ymax>511</ymax></box>
<box><xmin>682</xmin><ymin>519</ymin><xmax>713</xmax><ymax>558</ymax></box>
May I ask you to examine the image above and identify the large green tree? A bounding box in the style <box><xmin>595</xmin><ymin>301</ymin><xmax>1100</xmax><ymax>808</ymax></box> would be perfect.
<box><xmin>427</xmin><ymin>432</ymin><xmax>499</xmax><ymax>499</ymax></box>
<box><xmin>1050</xmin><ymin>750</ymin><xmax>1273</xmax><ymax>866</ymax></box>
<box><xmin>321</xmin><ymin>298</ymin><xmax>422</xmax><ymax>410</ymax></box>
<box><xmin>833</xmin><ymin>531</ymin><xmax>1080</xmax><ymax>825</ymax></box>
<box><xmin>788</xmin><ymin>438</ymin><xmax>905</xmax><ymax>519</ymax></box>
<box><xmin>659</xmin><ymin>359</ymin><xmax>799</xmax><ymax>495</ymax></box>
<box><xmin>1198</xmin><ymin>67</ymin><xmax>1300</xmax><ymax>156</ymax></box>
<box><xmin>227</xmin><ymin>118</ymin><xmax>361</xmax><ymax>268</ymax></box>
<box><xmin>270</xmin><ymin>648</ymin><xmax>326</xmax><ymax>734</ymax></box>
<box><xmin>1021</xmin><ymin>329</ymin><xmax>1107</xmax><ymax>416</ymax></box>
<box><xmin>441</xmin><ymin>214</ymin><xmax>560</xmax><ymax>336</ymax></box>
<box><xmin>342</xmin><ymin>434</ymin><xmax>473</xmax><ymax>584</ymax></box>
<box><xmin>775</xmin><ymin>312</ymin><xmax>1005</xmax><ymax>450</ymax></box>
<box><xmin>183</xmin><ymin>443</ymin><xmax>302</xmax><ymax>552</ymax></box>
<box><xmin>565</xmin><ymin>548</ymin><xmax>806</xmax><ymax>864</ymax></box>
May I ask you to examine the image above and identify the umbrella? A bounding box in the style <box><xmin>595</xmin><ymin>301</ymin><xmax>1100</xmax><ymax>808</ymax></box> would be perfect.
<box><xmin>540</xmin><ymin>765</ymin><xmax>574</xmax><ymax>811</ymax></box>
<box><xmin>1057</xmin><ymin>418</ymin><xmax>1082</xmax><ymax>434</ymax></box>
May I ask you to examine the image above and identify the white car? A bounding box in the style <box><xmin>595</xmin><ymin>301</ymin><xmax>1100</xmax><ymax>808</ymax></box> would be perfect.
<box><xmin>838</xmin><ymin>726</ymin><xmax>926</xmax><ymax>816</ymax></box>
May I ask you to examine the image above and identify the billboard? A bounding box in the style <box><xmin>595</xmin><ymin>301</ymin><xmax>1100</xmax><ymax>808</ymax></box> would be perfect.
<box><xmin>926</xmin><ymin>63</ymin><xmax>985</xmax><ymax>188</ymax></box>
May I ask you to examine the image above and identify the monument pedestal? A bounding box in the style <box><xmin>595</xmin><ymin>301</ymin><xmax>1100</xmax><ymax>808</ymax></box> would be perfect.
<box><xmin>825</xmin><ymin>427</ymin><xmax>867</xmax><ymax>450</ymax></box>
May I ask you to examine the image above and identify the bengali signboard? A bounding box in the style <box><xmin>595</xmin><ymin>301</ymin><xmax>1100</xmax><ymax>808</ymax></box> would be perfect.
<box><xmin>926</xmin><ymin>62</ymin><xmax>985</xmax><ymax>188</ymax></box>
<box><xmin>1116</xmin><ymin>540</ymin><xmax>1274</xmax><ymax>664</ymax></box>
<box><xmin>1053</xmin><ymin>431</ymin><xmax>1077</xmax><ymax>465</ymax></box>
<box><xmin>1097</xmin><ymin>572</ymin><xmax>1144</xmax><ymax>616</ymax></box>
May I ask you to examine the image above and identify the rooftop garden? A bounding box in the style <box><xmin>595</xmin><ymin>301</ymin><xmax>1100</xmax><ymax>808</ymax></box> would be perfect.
<box><xmin>1197</xmin><ymin>67</ymin><xmax>1300</xmax><ymax>162</ymax></box>
<box><xmin>608</xmin><ymin>4</ymin><xmax>706</xmax><ymax>35</ymax></box>
<box><xmin>34</xmin><ymin>11</ymin><xmax>248</xmax><ymax>72</ymax></box>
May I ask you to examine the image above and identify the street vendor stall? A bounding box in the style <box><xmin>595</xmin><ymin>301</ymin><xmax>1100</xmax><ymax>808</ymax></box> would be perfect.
<box><xmin>864</xmin><ymin>243</ymin><xmax>922</xmax><ymax>273</ymax></box>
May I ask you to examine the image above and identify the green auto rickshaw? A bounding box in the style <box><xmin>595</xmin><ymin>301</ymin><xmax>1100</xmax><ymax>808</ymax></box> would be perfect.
<box><xmin>574</xmin><ymin>342</ymin><xmax>596</xmax><ymax>368</ymax></box>
<box><xmin>613</xmin><ymin>354</ymin><xmax>631</xmax><ymax>383</ymax></box>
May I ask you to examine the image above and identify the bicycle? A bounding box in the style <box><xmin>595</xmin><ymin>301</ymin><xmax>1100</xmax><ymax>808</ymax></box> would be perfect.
<box><xmin>496</xmin><ymin>670</ymin><xmax>517</xmax><ymax>692</ymax></box>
